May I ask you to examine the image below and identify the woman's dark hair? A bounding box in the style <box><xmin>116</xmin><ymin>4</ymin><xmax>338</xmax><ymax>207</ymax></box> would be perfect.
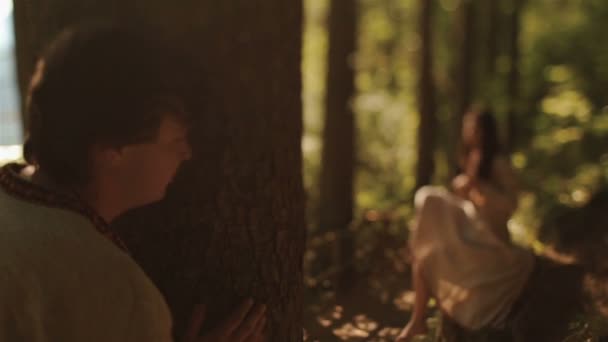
<box><xmin>461</xmin><ymin>107</ymin><xmax>501</xmax><ymax>180</ymax></box>
<box><xmin>24</xmin><ymin>25</ymin><xmax>189</xmax><ymax>187</ymax></box>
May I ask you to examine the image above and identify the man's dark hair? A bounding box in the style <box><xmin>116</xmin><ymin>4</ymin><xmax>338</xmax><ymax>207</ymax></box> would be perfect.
<box><xmin>24</xmin><ymin>25</ymin><xmax>189</xmax><ymax>187</ymax></box>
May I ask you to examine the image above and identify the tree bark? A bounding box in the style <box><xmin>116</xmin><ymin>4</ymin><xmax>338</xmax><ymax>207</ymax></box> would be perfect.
<box><xmin>12</xmin><ymin>0</ymin><xmax>126</xmax><ymax>132</ymax></box>
<box><xmin>13</xmin><ymin>1</ymin><xmax>305</xmax><ymax>341</ymax></box>
<box><xmin>484</xmin><ymin>0</ymin><xmax>500</xmax><ymax>76</ymax></box>
<box><xmin>414</xmin><ymin>0</ymin><xmax>437</xmax><ymax>190</ymax></box>
<box><xmin>449</xmin><ymin>0</ymin><xmax>477</xmax><ymax>176</ymax></box>
<box><xmin>506</xmin><ymin>0</ymin><xmax>524</xmax><ymax>152</ymax></box>
<box><xmin>317</xmin><ymin>0</ymin><xmax>357</xmax><ymax>289</ymax></box>
<box><xmin>456</xmin><ymin>0</ymin><xmax>476</xmax><ymax>123</ymax></box>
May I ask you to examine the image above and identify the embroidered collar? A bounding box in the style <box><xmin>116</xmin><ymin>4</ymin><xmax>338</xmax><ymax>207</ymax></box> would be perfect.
<box><xmin>0</xmin><ymin>163</ymin><xmax>129</xmax><ymax>253</ymax></box>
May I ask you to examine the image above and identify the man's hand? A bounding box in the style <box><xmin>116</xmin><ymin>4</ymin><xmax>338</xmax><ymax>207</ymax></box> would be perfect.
<box><xmin>183</xmin><ymin>299</ymin><xmax>267</xmax><ymax>342</ymax></box>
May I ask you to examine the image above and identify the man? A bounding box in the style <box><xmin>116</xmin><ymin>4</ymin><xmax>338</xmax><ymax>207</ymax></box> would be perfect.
<box><xmin>0</xmin><ymin>26</ymin><xmax>266</xmax><ymax>341</ymax></box>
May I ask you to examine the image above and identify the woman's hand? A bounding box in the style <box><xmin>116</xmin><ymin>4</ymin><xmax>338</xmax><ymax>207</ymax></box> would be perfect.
<box><xmin>468</xmin><ymin>186</ymin><xmax>487</xmax><ymax>207</ymax></box>
<box><xmin>183</xmin><ymin>299</ymin><xmax>267</xmax><ymax>342</ymax></box>
<box><xmin>453</xmin><ymin>173</ymin><xmax>488</xmax><ymax>207</ymax></box>
<box><xmin>452</xmin><ymin>173</ymin><xmax>472</xmax><ymax>198</ymax></box>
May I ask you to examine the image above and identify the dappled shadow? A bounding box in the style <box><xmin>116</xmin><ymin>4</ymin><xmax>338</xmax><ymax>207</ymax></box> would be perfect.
<box><xmin>304</xmin><ymin>228</ymin><xmax>416</xmax><ymax>341</ymax></box>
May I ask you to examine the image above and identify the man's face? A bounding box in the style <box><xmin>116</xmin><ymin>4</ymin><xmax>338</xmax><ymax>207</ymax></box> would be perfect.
<box><xmin>112</xmin><ymin>115</ymin><xmax>191</xmax><ymax>207</ymax></box>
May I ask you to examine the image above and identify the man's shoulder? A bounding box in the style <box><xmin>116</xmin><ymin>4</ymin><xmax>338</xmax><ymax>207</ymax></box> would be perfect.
<box><xmin>0</xmin><ymin>188</ymin><xmax>172</xmax><ymax>335</ymax></box>
<box><xmin>0</xmin><ymin>186</ymin><xmax>148</xmax><ymax>287</ymax></box>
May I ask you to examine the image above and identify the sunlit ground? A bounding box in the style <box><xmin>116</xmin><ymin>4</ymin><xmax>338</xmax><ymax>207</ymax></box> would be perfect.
<box><xmin>303</xmin><ymin>223</ymin><xmax>424</xmax><ymax>341</ymax></box>
<box><xmin>301</xmin><ymin>208</ymin><xmax>600</xmax><ymax>341</ymax></box>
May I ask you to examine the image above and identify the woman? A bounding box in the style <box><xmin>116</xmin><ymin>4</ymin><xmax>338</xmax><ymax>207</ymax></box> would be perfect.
<box><xmin>396</xmin><ymin>108</ymin><xmax>536</xmax><ymax>341</ymax></box>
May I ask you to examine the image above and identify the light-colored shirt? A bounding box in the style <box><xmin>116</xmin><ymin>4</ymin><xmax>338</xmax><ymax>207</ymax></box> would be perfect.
<box><xmin>0</xmin><ymin>181</ymin><xmax>173</xmax><ymax>341</ymax></box>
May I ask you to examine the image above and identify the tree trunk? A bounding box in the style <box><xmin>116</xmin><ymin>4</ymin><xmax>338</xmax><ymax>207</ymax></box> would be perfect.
<box><xmin>456</xmin><ymin>0</ymin><xmax>476</xmax><ymax>122</ymax></box>
<box><xmin>12</xmin><ymin>0</ymin><xmax>127</xmax><ymax>132</ymax></box>
<box><xmin>317</xmin><ymin>0</ymin><xmax>357</xmax><ymax>290</ymax></box>
<box><xmin>450</xmin><ymin>0</ymin><xmax>477</xmax><ymax>176</ymax></box>
<box><xmin>14</xmin><ymin>1</ymin><xmax>305</xmax><ymax>341</ymax></box>
<box><xmin>414</xmin><ymin>0</ymin><xmax>437</xmax><ymax>190</ymax></box>
<box><xmin>484</xmin><ymin>0</ymin><xmax>500</xmax><ymax>76</ymax></box>
<box><xmin>506</xmin><ymin>0</ymin><xmax>524</xmax><ymax>152</ymax></box>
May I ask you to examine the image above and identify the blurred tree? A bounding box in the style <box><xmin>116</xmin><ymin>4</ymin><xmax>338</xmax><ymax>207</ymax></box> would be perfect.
<box><xmin>484</xmin><ymin>0</ymin><xmax>500</xmax><ymax>76</ymax></box>
<box><xmin>318</xmin><ymin>0</ymin><xmax>357</xmax><ymax>290</ymax></box>
<box><xmin>476</xmin><ymin>0</ymin><xmax>505</xmax><ymax>105</ymax></box>
<box><xmin>506</xmin><ymin>0</ymin><xmax>525</xmax><ymax>152</ymax></box>
<box><xmin>299</xmin><ymin>0</ymin><xmax>608</xmax><ymax>337</ymax></box>
<box><xmin>449</xmin><ymin>0</ymin><xmax>477</xmax><ymax>176</ymax></box>
<box><xmin>414</xmin><ymin>0</ymin><xmax>437</xmax><ymax>190</ymax></box>
<box><xmin>13</xmin><ymin>1</ymin><xmax>306</xmax><ymax>341</ymax></box>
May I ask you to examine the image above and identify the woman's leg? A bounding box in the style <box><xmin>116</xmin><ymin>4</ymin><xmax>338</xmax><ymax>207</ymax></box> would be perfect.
<box><xmin>396</xmin><ymin>261</ymin><xmax>430</xmax><ymax>341</ymax></box>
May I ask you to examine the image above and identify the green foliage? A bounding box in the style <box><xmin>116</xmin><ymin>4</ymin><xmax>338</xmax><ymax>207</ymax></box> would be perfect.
<box><xmin>303</xmin><ymin>0</ymin><xmax>608</xmax><ymax>338</ymax></box>
<box><xmin>303</xmin><ymin>0</ymin><xmax>421</xmax><ymax>232</ymax></box>
<box><xmin>303</xmin><ymin>0</ymin><xmax>608</xmax><ymax>242</ymax></box>
<box><xmin>508</xmin><ymin>0</ymin><xmax>608</xmax><ymax>245</ymax></box>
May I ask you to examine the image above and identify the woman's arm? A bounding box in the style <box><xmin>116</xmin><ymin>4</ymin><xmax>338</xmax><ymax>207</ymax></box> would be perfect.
<box><xmin>468</xmin><ymin>157</ymin><xmax>519</xmax><ymax>241</ymax></box>
<box><xmin>485</xmin><ymin>157</ymin><xmax>519</xmax><ymax>214</ymax></box>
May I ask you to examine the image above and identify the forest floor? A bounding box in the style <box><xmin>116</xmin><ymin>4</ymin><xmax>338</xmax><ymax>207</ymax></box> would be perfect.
<box><xmin>301</xmin><ymin>227</ymin><xmax>607</xmax><ymax>342</ymax></box>
<box><xmin>303</xmin><ymin>232</ymin><xmax>426</xmax><ymax>342</ymax></box>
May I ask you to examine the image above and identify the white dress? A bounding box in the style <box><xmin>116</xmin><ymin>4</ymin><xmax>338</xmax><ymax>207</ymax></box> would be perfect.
<box><xmin>410</xmin><ymin>158</ymin><xmax>534</xmax><ymax>330</ymax></box>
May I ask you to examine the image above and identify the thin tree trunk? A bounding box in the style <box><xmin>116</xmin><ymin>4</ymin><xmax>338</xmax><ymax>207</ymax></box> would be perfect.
<box><xmin>450</xmin><ymin>0</ymin><xmax>477</xmax><ymax>176</ymax></box>
<box><xmin>318</xmin><ymin>0</ymin><xmax>357</xmax><ymax>290</ymax></box>
<box><xmin>456</xmin><ymin>0</ymin><xmax>476</xmax><ymax>122</ymax></box>
<box><xmin>414</xmin><ymin>0</ymin><xmax>437</xmax><ymax>190</ymax></box>
<box><xmin>14</xmin><ymin>2</ymin><xmax>306</xmax><ymax>341</ymax></box>
<box><xmin>506</xmin><ymin>0</ymin><xmax>524</xmax><ymax>152</ymax></box>
<box><xmin>484</xmin><ymin>0</ymin><xmax>500</xmax><ymax>76</ymax></box>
